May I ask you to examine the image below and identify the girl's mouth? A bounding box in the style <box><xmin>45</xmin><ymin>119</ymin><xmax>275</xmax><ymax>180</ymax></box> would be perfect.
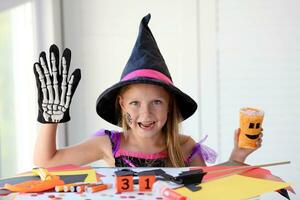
<box><xmin>138</xmin><ymin>122</ymin><xmax>155</xmax><ymax>129</ymax></box>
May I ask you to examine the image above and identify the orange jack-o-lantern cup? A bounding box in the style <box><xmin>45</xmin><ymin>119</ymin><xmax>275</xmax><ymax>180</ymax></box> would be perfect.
<box><xmin>239</xmin><ymin>107</ymin><xmax>264</xmax><ymax>149</ymax></box>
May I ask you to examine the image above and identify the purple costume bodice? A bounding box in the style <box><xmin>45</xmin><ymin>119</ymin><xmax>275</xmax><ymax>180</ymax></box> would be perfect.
<box><xmin>93</xmin><ymin>129</ymin><xmax>217</xmax><ymax>167</ymax></box>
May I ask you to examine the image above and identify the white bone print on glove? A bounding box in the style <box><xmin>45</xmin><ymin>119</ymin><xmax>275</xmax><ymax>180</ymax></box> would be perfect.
<box><xmin>33</xmin><ymin>44</ymin><xmax>81</xmax><ymax>123</ymax></box>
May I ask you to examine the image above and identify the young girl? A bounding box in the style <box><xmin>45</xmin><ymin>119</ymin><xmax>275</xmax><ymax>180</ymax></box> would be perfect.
<box><xmin>33</xmin><ymin>14</ymin><xmax>262</xmax><ymax>168</ymax></box>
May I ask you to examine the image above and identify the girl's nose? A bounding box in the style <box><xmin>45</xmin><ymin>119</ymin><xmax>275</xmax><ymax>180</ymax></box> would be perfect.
<box><xmin>140</xmin><ymin>103</ymin><xmax>151</xmax><ymax>115</ymax></box>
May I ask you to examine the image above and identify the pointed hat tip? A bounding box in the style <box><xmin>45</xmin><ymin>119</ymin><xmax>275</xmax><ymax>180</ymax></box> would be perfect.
<box><xmin>142</xmin><ymin>13</ymin><xmax>151</xmax><ymax>26</ymax></box>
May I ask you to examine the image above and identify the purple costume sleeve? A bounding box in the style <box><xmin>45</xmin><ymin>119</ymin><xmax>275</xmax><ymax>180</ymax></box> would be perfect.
<box><xmin>92</xmin><ymin>129</ymin><xmax>121</xmax><ymax>156</ymax></box>
<box><xmin>186</xmin><ymin>135</ymin><xmax>218</xmax><ymax>164</ymax></box>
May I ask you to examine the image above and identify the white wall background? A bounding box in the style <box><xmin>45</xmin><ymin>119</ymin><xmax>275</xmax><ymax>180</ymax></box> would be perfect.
<box><xmin>1</xmin><ymin>0</ymin><xmax>298</xmax><ymax>199</ymax></box>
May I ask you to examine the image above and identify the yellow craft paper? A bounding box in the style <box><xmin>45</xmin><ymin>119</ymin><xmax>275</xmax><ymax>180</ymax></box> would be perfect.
<box><xmin>50</xmin><ymin>169</ymin><xmax>98</xmax><ymax>182</ymax></box>
<box><xmin>175</xmin><ymin>175</ymin><xmax>290</xmax><ymax>200</ymax></box>
<box><xmin>20</xmin><ymin>169</ymin><xmax>98</xmax><ymax>183</ymax></box>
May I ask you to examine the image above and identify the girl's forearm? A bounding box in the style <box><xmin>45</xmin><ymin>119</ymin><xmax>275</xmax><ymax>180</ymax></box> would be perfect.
<box><xmin>33</xmin><ymin>123</ymin><xmax>58</xmax><ymax>167</ymax></box>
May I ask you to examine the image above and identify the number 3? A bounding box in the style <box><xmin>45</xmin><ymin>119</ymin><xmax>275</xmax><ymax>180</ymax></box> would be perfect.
<box><xmin>121</xmin><ymin>178</ymin><xmax>130</xmax><ymax>190</ymax></box>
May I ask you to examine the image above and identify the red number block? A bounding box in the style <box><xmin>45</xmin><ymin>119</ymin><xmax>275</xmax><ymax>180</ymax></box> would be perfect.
<box><xmin>139</xmin><ymin>175</ymin><xmax>156</xmax><ymax>191</ymax></box>
<box><xmin>116</xmin><ymin>175</ymin><xmax>134</xmax><ymax>193</ymax></box>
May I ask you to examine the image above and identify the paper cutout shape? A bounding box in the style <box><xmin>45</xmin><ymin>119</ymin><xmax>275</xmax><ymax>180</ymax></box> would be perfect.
<box><xmin>191</xmin><ymin>163</ymin><xmax>295</xmax><ymax>194</ymax></box>
<box><xmin>175</xmin><ymin>175</ymin><xmax>290</xmax><ymax>200</ymax></box>
<box><xmin>0</xmin><ymin>165</ymin><xmax>98</xmax><ymax>196</ymax></box>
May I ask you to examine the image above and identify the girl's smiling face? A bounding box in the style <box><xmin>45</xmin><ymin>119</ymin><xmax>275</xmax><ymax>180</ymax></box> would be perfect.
<box><xmin>119</xmin><ymin>83</ymin><xmax>170</xmax><ymax>138</ymax></box>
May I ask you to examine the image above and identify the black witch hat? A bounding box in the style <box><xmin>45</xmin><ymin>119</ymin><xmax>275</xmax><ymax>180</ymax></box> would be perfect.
<box><xmin>96</xmin><ymin>14</ymin><xmax>197</xmax><ymax>125</ymax></box>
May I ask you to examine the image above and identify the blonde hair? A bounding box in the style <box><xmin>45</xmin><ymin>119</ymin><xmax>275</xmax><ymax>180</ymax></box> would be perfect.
<box><xmin>116</xmin><ymin>84</ymin><xmax>186</xmax><ymax>167</ymax></box>
<box><xmin>164</xmin><ymin>96</ymin><xmax>185</xmax><ymax>167</ymax></box>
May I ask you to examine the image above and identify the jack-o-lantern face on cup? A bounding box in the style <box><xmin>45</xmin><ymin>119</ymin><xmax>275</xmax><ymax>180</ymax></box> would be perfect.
<box><xmin>238</xmin><ymin>107</ymin><xmax>264</xmax><ymax>149</ymax></box>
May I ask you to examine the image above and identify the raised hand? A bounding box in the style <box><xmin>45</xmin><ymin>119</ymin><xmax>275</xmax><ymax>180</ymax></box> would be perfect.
<box><xmin>33</xmin><ymin>44</ymin><xmax>81</xmax><ymax>123</ymax></box>
<box><xmin>230</xmin><ymin>128</ymin><xmax>263</xmax><ymax>163</ymax></box>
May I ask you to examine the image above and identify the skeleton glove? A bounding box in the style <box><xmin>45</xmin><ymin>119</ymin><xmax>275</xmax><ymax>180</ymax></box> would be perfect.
<box><xmin>33</xmin><ymin>44</ymin><xmax>81</xmax><ymax>123</ymax></box>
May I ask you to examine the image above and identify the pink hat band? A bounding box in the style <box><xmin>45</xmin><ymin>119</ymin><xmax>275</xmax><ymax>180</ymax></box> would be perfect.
<box><xmin>121</xmin><ymin>69</ymin><xmax>173</xmax><ymax>85</ymax></box>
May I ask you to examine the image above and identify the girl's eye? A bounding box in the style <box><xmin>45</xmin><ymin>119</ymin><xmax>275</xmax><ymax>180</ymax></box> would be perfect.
<box><xmin>130</xmin><ymin>101</ymin><xmax>139</xmax><ymax>106</ymax></box>
<box><xmin>153</xmin><ymin>100</ymin><xmax>162</xmax><ymax>105</ymax></box>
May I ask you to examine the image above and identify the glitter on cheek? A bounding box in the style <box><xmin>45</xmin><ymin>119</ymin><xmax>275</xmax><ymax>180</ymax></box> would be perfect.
<box><xmin>125</xmin><ymin>113</ymin><xmax>133</xmax><ymax>125</ymax></box>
